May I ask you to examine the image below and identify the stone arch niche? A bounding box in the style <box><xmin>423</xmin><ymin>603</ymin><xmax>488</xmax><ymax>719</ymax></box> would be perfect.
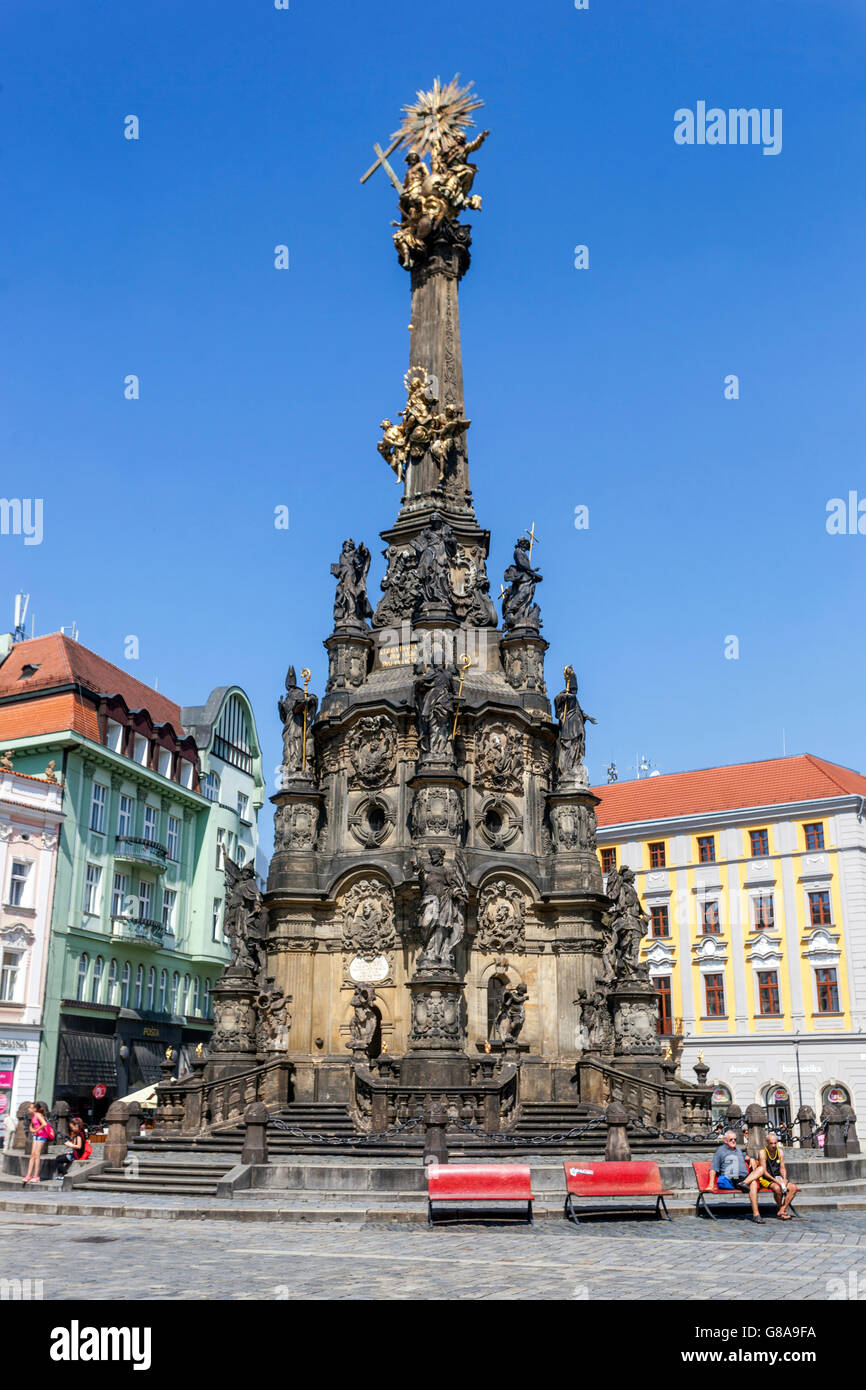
<box><xmin>471</xmin><ymin>956</ymin><xmax>530</xmax><ymax>1056</ymax></box>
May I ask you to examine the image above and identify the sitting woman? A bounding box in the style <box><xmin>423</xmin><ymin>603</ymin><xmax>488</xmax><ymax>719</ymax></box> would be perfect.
<box><xmin>744</xmin><ymin>1130</ymin><xmax>800</xmax><ymax>1219</ymax></box>
<box><xmin>53</xmin><ymin>1116</ymin><xmax>91</xmax><ymax>1180</ymax></box>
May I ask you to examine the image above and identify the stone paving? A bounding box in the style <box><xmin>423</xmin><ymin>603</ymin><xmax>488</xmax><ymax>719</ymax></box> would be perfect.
<box><xmin>1</xmin><ymin>1207</ymin><xmax>865</xmax><ymax>1299</ymax></box>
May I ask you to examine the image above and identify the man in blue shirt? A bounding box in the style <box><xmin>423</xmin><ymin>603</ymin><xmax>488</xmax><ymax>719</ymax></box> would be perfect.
<box><xmin>710</xmin><ymin>1130</ymin><xmax>764</xmax><ymax>1223</ymax></box>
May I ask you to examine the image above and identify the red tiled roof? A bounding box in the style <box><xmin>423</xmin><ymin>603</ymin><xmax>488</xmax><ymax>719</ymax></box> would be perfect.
<box><xmin>0</xmin><ymin>634</ymin><xmax>183</xmax><ymax>730</ymax></box>
<box><xmin>591</xmin><ymin>754</ymin><xmax>866</xmax><ymax>828</ymax></box>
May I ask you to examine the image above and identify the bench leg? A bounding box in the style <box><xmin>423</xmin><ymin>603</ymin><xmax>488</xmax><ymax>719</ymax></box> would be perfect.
<box><xmin>528</xmin><ymin>1201</ymin><xmax>534</xmax><ymax>1226</ymax></box>
<box><xmin>565</xmin><ymin>1194</ymin><xmax>579</xmax><ymax>1226</ymax></box>
<box><xmin>428</xmin><ymin>1199</ymin><xmax>433</xmax><ymax>1228</ymax></box>
<box><xmin>657</xmin><ymin>1195</ymin><xmax>672</xmax><ymax>1223</ymax></box>
<box><xmin>696</xmin><ymin>1192</ymin><xmax>716</xmax><ymax>1220</ymax></box>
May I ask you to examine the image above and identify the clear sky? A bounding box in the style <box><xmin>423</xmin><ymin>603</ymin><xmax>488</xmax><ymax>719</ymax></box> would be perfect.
<box><xmin>3</xmin><ymin>0</ymin><xmax>864</xmax><ymax>852</ymax></box>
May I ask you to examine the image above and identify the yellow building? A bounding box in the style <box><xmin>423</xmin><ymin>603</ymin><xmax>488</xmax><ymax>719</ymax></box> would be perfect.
<box><xmin>592</xmin><ymin>754</ymin><xmax>866</xmax><ymax>1127</ymax></box>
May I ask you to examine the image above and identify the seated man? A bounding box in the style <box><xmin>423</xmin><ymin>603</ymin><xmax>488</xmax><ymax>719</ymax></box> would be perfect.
<box><xmin>710</xmin><ymin>1129</ymin><xmax>764</xmax><ymax>1223</ymax></box>
<box><xmin>745</xmin><ymin>1131</ymin><xmax>800</xmax><ymax>1219</ymax></box>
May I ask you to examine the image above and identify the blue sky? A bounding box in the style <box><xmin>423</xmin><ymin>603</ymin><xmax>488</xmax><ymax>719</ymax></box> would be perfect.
<box><xmin>3</xmin><ymin>0</ymin><xmax>864</xmax><ymax>851</ymax></box>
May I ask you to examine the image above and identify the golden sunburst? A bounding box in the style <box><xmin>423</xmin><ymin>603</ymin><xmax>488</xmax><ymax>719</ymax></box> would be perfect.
<box><xmin>392</xmin><ymin>75</ymin><xmax>483</xmax><ymax>158</ymax></box>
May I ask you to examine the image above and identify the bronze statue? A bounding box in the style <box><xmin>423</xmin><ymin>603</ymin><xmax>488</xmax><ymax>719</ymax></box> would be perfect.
<box><xmin>501</xmin><ymin>537</ymin><xmax>543</xmax><ymax>632</ymax></box>
<box><xmin>554</xmin><ymin>666</ymin><xmax>597</xmax><ymax>780</ymax></box>
<box><xmin>413</xmin><ymin>847</ymin><xmax>468</xmax><ymax>971</ymax></box>
<box><xmin>331</xmin><ymin>539</ymin><xmax>373</xmax><ymax>628</ymax></box>
<box><xmin>278</xmin><ymin>666</ymin><xmax>317</xmax><ymax>780</ymax></box>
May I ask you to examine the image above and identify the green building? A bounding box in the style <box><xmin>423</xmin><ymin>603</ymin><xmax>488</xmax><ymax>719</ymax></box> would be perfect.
<box><xmin>0</xmin><ymin>631</ymin><xmax>265</xmax><ymax>1119</ymax></box>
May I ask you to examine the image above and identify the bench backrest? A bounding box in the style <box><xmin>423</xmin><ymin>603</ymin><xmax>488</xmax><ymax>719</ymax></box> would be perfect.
<box><xmin>693</xmin><ymin>1161</ymin><xmax>719</xmax><ymax>1193</ymax></box>
<box><xmin>428</xmin><ymin>1164</ymin><xmax>533</xmax><ymax>1200</ymax></box>
<box><xmin>563</xmin><ymin>1160</ymin><xmax>664</xmax><ymax>1196</ymax></box>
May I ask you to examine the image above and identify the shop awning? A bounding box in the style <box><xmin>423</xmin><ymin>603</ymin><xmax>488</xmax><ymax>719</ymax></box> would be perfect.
<box><xmin>57</xmin><ymin>1031</ymin><xmax>116</xmax><ymax>1087</ymax></box>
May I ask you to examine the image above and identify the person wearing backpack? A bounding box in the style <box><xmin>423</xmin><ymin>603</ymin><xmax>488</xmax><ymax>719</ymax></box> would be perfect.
<box><xmin>53</xmin><ymin>1116</ymin><xmax>91</xmax><ymax>1180</ymax></box>
<box><xmin>23</xmin><ymin>1101</ymin><xmax>54</xmax><ymax>1183</ymax></box>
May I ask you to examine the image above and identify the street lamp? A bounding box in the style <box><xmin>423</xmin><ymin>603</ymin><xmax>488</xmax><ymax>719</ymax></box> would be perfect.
<box><xmin>793</xmin><ymin>1030</ymin><xmax>804</xmax><ymax>1112</ymax></box>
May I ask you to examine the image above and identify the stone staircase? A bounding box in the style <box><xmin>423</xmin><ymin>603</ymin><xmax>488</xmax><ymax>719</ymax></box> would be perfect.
<box><xmin>74</xmin><ymin>1158</ymin><xmax>236</xmax><ymax>1197</ymax></box>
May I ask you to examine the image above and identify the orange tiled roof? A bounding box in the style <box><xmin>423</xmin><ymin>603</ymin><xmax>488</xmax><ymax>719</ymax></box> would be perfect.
<box><xmin>591</xmin><ymin>754</ymin><xmax>866</xmax><ymax>828</ymax></box>
<box><xmin>0</xmin><ymin>634</ymin><xmax>183</xmax><ymax>732</ymax></box>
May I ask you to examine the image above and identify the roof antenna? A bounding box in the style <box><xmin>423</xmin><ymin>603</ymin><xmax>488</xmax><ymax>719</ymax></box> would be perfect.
<box><xmin>13</xmin><ymin>593</ymin><xmax>29</xmax><ymax>643</ymax></box>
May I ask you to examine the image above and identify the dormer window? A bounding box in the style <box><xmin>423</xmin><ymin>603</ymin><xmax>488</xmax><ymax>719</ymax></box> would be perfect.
<box><xmin>18</xmin><ymin>664</ymin><xmax>40</xmax><ymax>679</ymax></box>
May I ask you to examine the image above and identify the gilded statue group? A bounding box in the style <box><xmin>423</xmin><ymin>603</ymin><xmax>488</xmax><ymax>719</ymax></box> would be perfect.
<box><xmin>378</xmin><ymin>369</ymin><xmax>469</xmax><ymax>488</ymax></box>
<box><xmin>392</xmin><ymin>126</ymin><xmax>489</xmax><ymax>269</ymax></box>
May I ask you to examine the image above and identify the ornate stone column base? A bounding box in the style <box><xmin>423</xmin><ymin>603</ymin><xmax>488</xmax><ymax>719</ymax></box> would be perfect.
<box><xmin>204</xmin><ymin>969</ymin><xmax>260</xmax><ymax>1083</ymax></box>
<box><xmin>610</xmin><ymin>977</ymin><xmax>662</xmax><ymax>1061</ymax></box>
<box><xmin>402</xmin><ymin>969</ymin><xmax>470</xmax><ymax>1087</ymax></box>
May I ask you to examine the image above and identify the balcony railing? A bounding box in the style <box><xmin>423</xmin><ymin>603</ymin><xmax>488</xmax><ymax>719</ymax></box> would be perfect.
<box><xmin>111</xmin><ymin>914</ymin><xmax>166</xmax><ymax>946</ymax></box>
<box><xmin>115</xmin><ymin>835</ymin><xmax>168</xmax><ymax>869</ymax></box>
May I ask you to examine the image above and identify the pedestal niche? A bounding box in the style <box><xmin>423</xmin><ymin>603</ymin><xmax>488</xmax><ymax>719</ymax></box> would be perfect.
<box><xmin>403</xmin><ymin>968</ymin><xmax>470</xmax><ymax>1088</ymax></box>
<box><xmin>205</xmin><ymin>967</ymin><xmax>259</xmax><ymax>1083</ymax></box>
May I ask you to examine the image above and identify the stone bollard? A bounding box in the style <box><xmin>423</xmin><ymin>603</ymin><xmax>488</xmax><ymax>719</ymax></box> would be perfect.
<box><xmin>725</xmin><ymin>1103</ymin><xmax>742</xmax><ymax>1140</ymax></box>
<box><xmin>822</xmin><ymin>1104</ymin><xmax>847</xmax><ymax>1159</ymax></box>
<box><xmin>797</xmin><ymin>1104</ymin><xmax>816</xmax><ymax>1150</ymax></box>
<box><xmin>13</xmin><ymin>1102</ymin><xmax>31</xmax><ymax>1151</ymax></box>
<box><xmin>839</xmin><ymin>1104</ymin><xmax>860</xmax><ymax>1155</ymax></box>
<box><xmin>745</xmin><ymin>1103</ymin><xmax>767</xmax><ymax>1160</ymax></box>
<box><xmin>53</xmin><ymin>1100</ymin><xmax>70</xmax><ymax>1143</ymax></box>
<box><xmin>240</xmin><ymin>1102</ymin><xmax>269</xmax><ymax>1166</ymax></box>
<box><xmin>104</xmin><ymin>1101</ymin><xmax>129</xmax><ymax>1167</ymax></box>
<box><xmin>604</xmin><ymin>1101</ymin><xmax>631</xmax><ymax>1161</ymax></box>
<box><xmin>125</xmin><ymin>1101</ymin><xmax>143</xmax><ymax>1142</ymax></box>
<box><xmin>423</xmin><ymin>1101</ymin><xmax>449</xmax><ymax>1167</ymax></box>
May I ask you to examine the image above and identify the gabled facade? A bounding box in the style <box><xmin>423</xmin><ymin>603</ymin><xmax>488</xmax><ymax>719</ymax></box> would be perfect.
<box><xmin>0</xmin><ymin>633</ymin><xmax>265</xmax><ymax>1121</ymax></box>
<box><xmin>593</xmin><ymin>754</ymin><xmax>866</xmax><ymax>1123</ymax></box>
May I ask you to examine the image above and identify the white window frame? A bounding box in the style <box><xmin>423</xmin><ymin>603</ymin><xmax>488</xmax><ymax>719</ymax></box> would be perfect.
<box><xmin>138</xmin><ymin>880</ymin><xmax>153</xmax><ymax>921</ymax></box>
<box><xmin>0</xmin><ymin>947</ymin><xmax>24</xmax><ymax>1002</ymax></box>
<box><xmin>146</xmin><ymin>967</ymin><xmax>156</xmax><ymax>1011</ymax></box>
<box><xmin>83</xmin><ymin>863</ymin><xmax>102</xmax><ymax>915</ymax></box>
<box><xmin>167</xmin><ymin>815</ymin><xmax>181</xmax><ymax>861</ymax></box>
<box><xmin>158</xmin><ymin>969</ymin><xmax>167</xmax><ymax>1013</ymax></box>
<box><xmin>117</xmin><ymin>794</ymin><xmax>134</xmax><ymax>839</ymax></box>
<box><xmin>111</xmin><ymin>871</ymin><xmax>129</xmax><ymax>918</ymax></box>
<box><xmin>120</xmin><ymin>961</ymin><xmax>131</xmax><ymax>1008</ymax></box>
<box><xmin>90</xmin><ymin>955</ymin><xmax>104</xmax><ymax>1004</ymax></box>
<box><xmin>143</xmin><ymin>805</ymin><xmax>159</xmax><ymax>844</ymax></box>
<box><xmin>212</xmin><ymin>897</ymin><xmax>223</xmax><ymax>942</ymax></box>
<box><xmin>134</xmin><ymin>964</ymin><xmax>144</xmax><ymax>1010</ymax></box>
<box><xmin>8</xmin><ymin>859</ymin><xmax>30</xmax><ymax>908</ymax></box>
<box><xmin>89</xmin><ymin>782</ymin><xmax>107</xmax><ymax>834</ymax></box>
<box><xmin>77</xmin><ymin>953</ymin><xmax>89</xmax><ymax>1001</ymax></box>
<box><xmin>162</xmin><ymin>889</ymin><xmax>176</xmax><ymax>932</ymax></box>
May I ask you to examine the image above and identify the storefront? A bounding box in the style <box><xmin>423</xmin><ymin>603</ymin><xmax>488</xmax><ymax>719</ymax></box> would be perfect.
<box><xmin>0</xmin><ymin>1029</ymin><xmax>41</xmax><ymax>1133</ymax></box>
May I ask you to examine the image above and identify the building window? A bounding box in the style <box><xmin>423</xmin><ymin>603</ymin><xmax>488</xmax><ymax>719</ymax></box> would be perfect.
<box><xmin>0</xmin><ymin>949</ymin><xmax>23</xmax><ymax>1002</ymax></box>
<box><xmin>237</xmin><ymin>791</ymin><xmax>249</xmax><ymax>821</ymax></box>
<box><xmin>134</xmin><ymin>964</ymin><xmax>144</xmax><ymax>1010</ymax></box>
<box><xmin>83</xmin><ymin>863</ymin><xmax>102</xmax><ymax>915</ymax></box>
<box><xmin>216</xmin><ymin>828</ymin><xmax>226</xmax><ymax>871</ymax></box>
<box><xmin>162</xmin><ymin>889</ymin><xmax>176</xmax><ymax>932</ymax></box>
<box><xmin>600</xmin><ymin>848</ymin><xmax>616</xmax><ymax>875</ymax></box>
<box><xmin>750</xmin><ymin>828</ymin><xmax>769</xmax><ymax>857</ymax></box>
<box><xmin>809</xmin><ymin>890</ymin><xmax>832</xmax><ymax>926</ymax></box>
<box><xmin>753</xmin><ymin>895</ymin><xmax>775</xmax><ymax>930</ymax></box>
<box><xmin>816</xmin><ymin>967</ymin><xmax>840</xmax><ymax>1014</ymax></box>
<box><xmin>701</xmin><ymin>900</ymin><xmax>720</xmax><ymax>934</ymax></box>
<box><xmin>697</xmin><ymin>835</ymin><xmax>716</xmax><ymax>863</ymax></box>
<box><xmin>120</xmin><ymin>961</ymin><xmax>131</xmax><ymax>1008</ymax></box>
<box><xmin>182</xmin><ymin>973</ymin><xmax>191</xmax><ymax>1015</ymax></box>
<box><xmin>192</xmin><ymin>977</ymin><xmax>201</xmax><ymax>1015</ymax></box>
<box><xmin>202</xmin><ymin>771</ymin><xmax>220</xmax><ymax>803</ymax></box>
<box><xmin>158</xmin><ymin>969</ymin><xmax>167</xmax><ymax>1013</ymax></box>
<box><xmin>213</xmin><ymin>694</ymin><xmax>254</xmax><ymax>775</ymax></box>
<box><xmin>650</xmin><ymin>905</ymin><xmax>670</xmax><ymax>938</ymax></box>
<box><xmin>704</xmin><ymin>973</ymin><xmax>726</xmax><ymax>1017</ymax></box>
<box><xmin>212</xmin><ymin>898</ymin><xmax>223</xmax><ymax>942</ymax></box>
<box><xmin>649</xmin><ymin>842</ymin><xmax>666</xmax><ymax>869</ymax></box>
<box><xmin>90</xmin><ymin>956</ymin><xmax>104</xmax><ymax>1004</ymax></box>
<box><xmin>146</xmin><ymin>967</ymin><xmax>156</xmax><ymax>1011</ymax></box>
<box><xmin>652</xmin><ymin>975</ymin><xmax>672</xmax><ymax>1035</ymax></box>
<box><xmin>76</xmin><ymin>954</ymin><xmax>89</xmax><ymax>1001</ymax></box>
<box><xmin>203</xmin><ymin>979</ymin><xmax>211</xmax><ymax>1017</ymax></box>
<box><xmin>167</xmin><ymin>816</ymin><xmax>181</xmax><ymax>861</ymax></box>
<box><xmin>143</xmin><ymin>805</ymin><xmax>159</xmax><ymax>844</ymax></box>
<box><xmin>757</xmin><ymin>970</ymin><xmax>780</xmax><ymax>1016</ymax></box>
<box><xmin>89</xmin><ymin>783</ymin><xmax>107</xmax><ymax>834</ymax></box>
<box><xmin>236</xmin><ymin>846</ymin><xmax>246</xmax><ymax>866</ymax></box>
<box><xmin>8</xmin><ymin>859</ymin><xmax>30</xmax><ymax>907</ymax></box>
<box><xmin>170</xmin><ymin>971</ymin><xmax>180</xmax><ymax>1013</ymax></box>
<box><xmin>106</xmin><ymin>958</ymin><xmax>118</xmax><ymax>1005</ymax></box>
<box><xmin>117</xmin><ymin>794</ymin><xmax>134</xmax><ymax>839</ymax></box>
<box><xmin>138</xmin><ymin>880</ymin><xmax>153</xmax><ymax>921</ymax></box>
<box><xmin>111</xmin><ymin>872</ymin><xmax>129</xmax><ymax>918</ymax></box>
<box><xmin>804</xmin><ymin>822</ymin><xmax>825</xmax><ymax>851</ymax></box>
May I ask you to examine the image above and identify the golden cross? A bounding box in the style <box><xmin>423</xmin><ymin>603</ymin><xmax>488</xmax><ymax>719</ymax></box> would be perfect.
<box><xmin>523</xmin><ymin>522</ymin><xmax>539</xmax><ymax>559</ymax></box>
<box><xmin>563</xmin><ymin>665</ymin><xmax>572</xmax><ymax>694</ymax></box>
<box><xmin>497</xmin><ymin>583</ymin><xmax>507</xmax><ymax>601</ymax></box>
<box><xmin>360</xmin><ymin>136</ymin><xmax>403</xmax><ymax>191</ymax></box>
<box><xmin>451</xmin><ymin>653</ymin><xmax>472</xmax><ymax>739</ymax></box>
<box><xmin>301</xmin><ymin>668</ymin><xmax>312</xmax><ymax>770</ymax></box>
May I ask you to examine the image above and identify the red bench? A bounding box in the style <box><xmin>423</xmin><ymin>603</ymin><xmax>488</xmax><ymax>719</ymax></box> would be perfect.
<box><xmin>563</xmin><ymin>1160</ymin><xmax>673</xmax><ymax>1223</ymax></box>
<box><xmin>427</xmin><ymin>1163</ymin><xmax>534</xmax><ymax>1226</ymax></box>
<box><xmin>693</xmin><ymin>1162</ymin><xmax>800</xmax><ymax>1220</ymax></box>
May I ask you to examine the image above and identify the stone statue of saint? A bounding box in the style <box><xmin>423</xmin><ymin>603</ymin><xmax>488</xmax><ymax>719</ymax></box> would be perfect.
<box><xmin>607</xmin><ymin>865</ymin><xmax>650</xmax><ymax>980</ymax></box>
<box><xmin>255</xmin><ymin>985</ymin><xmax>292</xmax><ymax>1052</ymax></box>
<box><xmin>278</xmin><ymin>666</ymin><xmax>318</xmax><ymax>780</ymax></box>
<box><xmin>413</xmin><ymin>848</ymin><xmax>468</xmax><ymax>971</ymax></box>
<box><xmin>554</xmin><ymin>666</ymin><xmax>597</xmax><ymax>781</ymax></box>
<box><xmin>413</xmin><ymin>662</ymin><xmax>458</xmax><ymax>764</ymax></box>
<box><xmin>223</xmin><ymin>854</ymin><xmax>269</xmax><ymax>984</ymax></box>
<box><xmin>575</xmin><ymin>989</ymin><xmax>612</xmax><ymax>1053</ymax></box>
<box><xmin>347</xmin><ymin>986</ymin><xmax>379</xmax><ymax>1054</ymax></box>
<box><xmin>331</xmin><ymin>539</ymin><xmax>373</xmax><ymax>628</ymax></box>
<box><xmin>501</xmin><ymin>538</ymin><xmax>543</xmax><ymax>632</ymax></box>
<box><xmin>410</xmin><ymin>512</ymin><xmax>457</xmax><ymax>614</ymax></box>
<box><xmin>494</xmin><ymin>983</ymin><xmax>527</xmax><ymax>1045</ymax></box>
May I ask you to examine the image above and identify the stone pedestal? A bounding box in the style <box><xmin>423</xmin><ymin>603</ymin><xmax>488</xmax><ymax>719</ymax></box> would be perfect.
<box><xmin>205</xmin><ymin>969</ymin><xmax>259</xmax><ymax>1082</ymax></box>
<box><xmin>610</xmin><ymin>978</ymin><xmax>662</xmax><ymax>1058</ymax></box>
<box><xmin>500</xmin><ymin>631</ymin><xmax>548</xmax><ymax>702</ymax></box>
<box><xmin>324</xmin><ymin>628</ymin><xmax>374</xmax><ymax>695</ymax></box>
<box><xmin>402</xmin><ymin>970</ymin><xmax>470</xmax><ymax>1087</ymax></box>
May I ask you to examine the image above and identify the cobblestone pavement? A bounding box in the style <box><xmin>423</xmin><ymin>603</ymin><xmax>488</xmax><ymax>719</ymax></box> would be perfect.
<box><xmin>1</xmin><ymin>1209</ymin><xmax>865</xmax><ymax>1300</ymax></box>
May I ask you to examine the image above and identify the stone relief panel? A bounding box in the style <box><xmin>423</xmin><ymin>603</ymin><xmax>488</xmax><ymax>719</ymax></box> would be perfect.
<box><xmin>475</xmin><ymin>796</ymin><xmax>522</xmax><ymax>850</ymax></box>
<box><xmin>475</xmin><ymin>723</ymin><xmax>522</xmax><ymax>793</ymax></box>
<box><xmin>348</xmin><ymin>794</ymin><xmax>396</xmax><ymax>849</ymax></box>
<box><xmin>340</xmin><ymin>878</ymin><xmax>397</xmax><ymax>963</ymax></box>
<box><xmin>549</xmin><ymin>801</ymin><xmax>597</xmax><ymax>852</ymax></box>
<box><xmin>410</xmin><ymin>785</ymin><xmax>464</xmax><ymax>840</ymax></box>
<box><xmin>274</xmin><ymin>801</ymin><xmax>320</xmax><ymax>851</ymax></box>
<box><xmin>347</xmin><ymin>715</ymin><xmax>397</xmax><ymax>788</ymax></box>
<box><xmin>502</xmin><ymin>641</ymin><xmax>546</xmax><ymax>692</ymax></box>
<box><xmin>475</xmin><ymin>879</ymin><xmax>527</xmax><ymax>953</ymax></box>
<box><xmin>613</xmin><ymin>998</ymin><xmax>660</xmax><ymax>1054</ymax></box>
